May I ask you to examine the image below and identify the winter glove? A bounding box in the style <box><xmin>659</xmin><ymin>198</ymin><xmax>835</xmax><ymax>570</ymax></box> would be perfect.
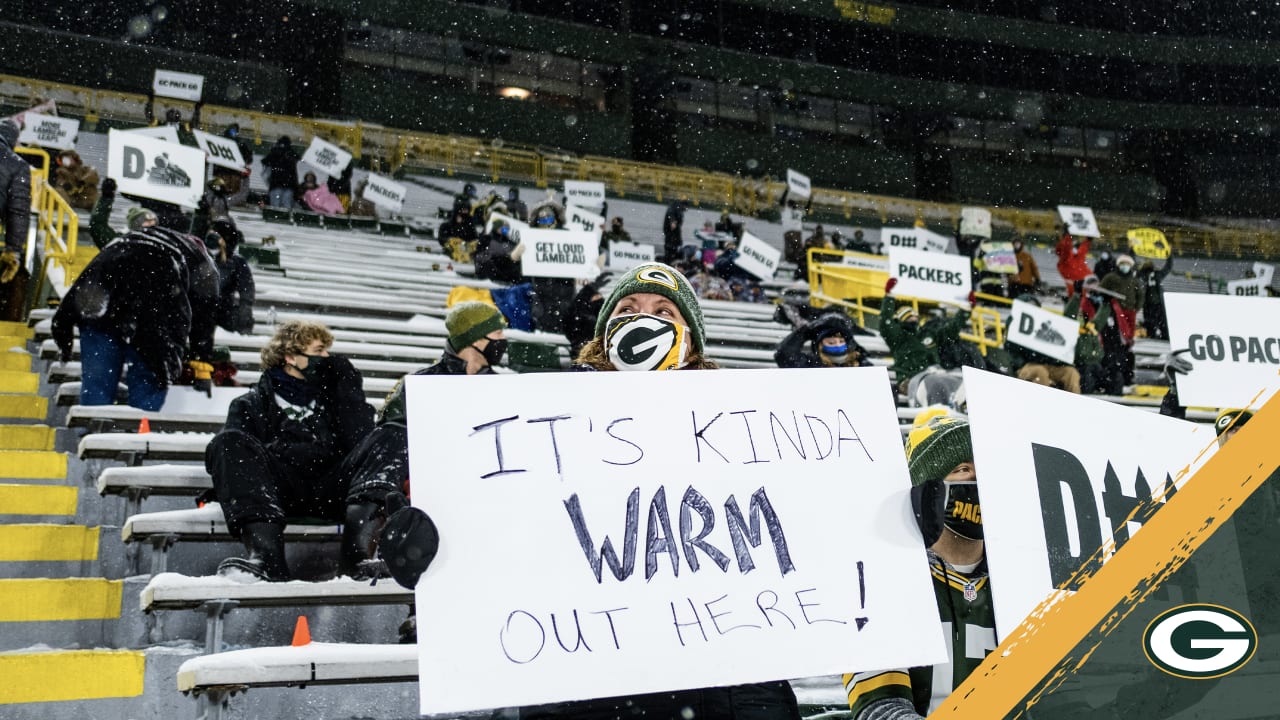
<box><xmin>101</xmin><ymin>177</ymin><xmax>117</xmax><ymax>198</ymax></box>
<box><xmin>187</xmin><ymin>360</ymin><xmax>214</xmax><ymax>398</ymax></box>
<box><xmin>1164</xmin><ymin>349</ymin><xmax>1194</xmax><ymax>378</ymax></box>
<box><xmin>884</xmin><ymin>277</ymin><xmax>898</xmax><ymax>294</ymax></box>
<box><xmin>379</xmin><ymin>491</ymin><xmax>439</xmax><ymax>591</ymax></box>
<box><xmin>968</xmin><ymin>290</ymin><xmax>978</xmax><ymax>308</ymax></box>
<box><xmin>0</xmin><ymin>252</ymin><xmax>18</xmax><ymax>284</ymax></box>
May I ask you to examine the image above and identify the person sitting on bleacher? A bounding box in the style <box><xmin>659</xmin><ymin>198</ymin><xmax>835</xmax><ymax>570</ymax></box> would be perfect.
<box><xmin>51</xmin><ymin>225</ymin><xmax>220</xmax><ymax>410</ymax></box>
<box><xmin>205</xmin><ymin>223</ymin><xmax>255</xmax><ymax>335</ymax></box>
<box><xmin>775</xmin><ymin>311</ymin><xmax>872</xmax><ymax>369</ymax></box>
<box><xmin>206</xmin><ymin>320</ymin><xmax>407</xmax><ymax>582</ymax></box>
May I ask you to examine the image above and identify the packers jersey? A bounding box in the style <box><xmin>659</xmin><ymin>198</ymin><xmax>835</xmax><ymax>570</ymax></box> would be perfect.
<box><xmin>843</xmin><ymin>556</ymin><xmax>998</xmax><ymax>717</ymax></box>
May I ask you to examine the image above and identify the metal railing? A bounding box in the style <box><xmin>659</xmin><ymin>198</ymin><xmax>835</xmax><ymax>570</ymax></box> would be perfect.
<box><xmin>14</xmin><ymin>147</ymin><xmax>82</xmax><ymax>290</ymax></box>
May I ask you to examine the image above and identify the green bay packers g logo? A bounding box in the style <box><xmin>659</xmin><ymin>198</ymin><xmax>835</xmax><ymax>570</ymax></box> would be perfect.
<box><xmin>1142</xmin><ymin>604</ymin><xmax>1257</xmax><ymax>679</ymax></box>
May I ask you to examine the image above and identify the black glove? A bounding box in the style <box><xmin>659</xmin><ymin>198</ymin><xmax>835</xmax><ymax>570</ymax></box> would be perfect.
<box><xmin>101</xmin><ymin>178</ymin><xmax>117</xmax><ymax>197</ymax></box>
<box><xmin>56</xmin><ymin>339</ymin><xmax>73</xmax><ymax>364</ymax></box>
<box><xmin>378</xmin><ymin>491</ymin><xmax>439</xmax><ymax>590</ymax></box>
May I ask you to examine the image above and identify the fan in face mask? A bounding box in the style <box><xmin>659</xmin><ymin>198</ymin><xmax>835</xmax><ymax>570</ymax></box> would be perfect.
<box><xmin>817</xmin><ymin>331</ymin><xmax>855</xmax><ymax>366</ymax></box>
<box><xmin>605</xmin><ymin>294</ymin><xmax>692</xmax><ymax>371</ymax></box>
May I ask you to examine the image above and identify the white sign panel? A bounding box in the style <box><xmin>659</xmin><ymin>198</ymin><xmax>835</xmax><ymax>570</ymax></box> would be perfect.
<box><xmin>841</xmin><ymin>253</ymin><xmax>889</xmax><ymax>273</ymax></box>
<box><xmin>405</xmin><ymin>368</ymin><xmax>946</xmax><ymax>714</ymax></box>
<box><xmin>106</xmin><ymin>128</ymin><xmax>205</xmax><ymax>208</ymax></box>
<box><xmin>519</xmin><ymin>228</ymin><xmax>599</xmax><ymax>279</ymax></box>
<box><xmin>888</xmin><ymin>247</ymin><xmax>972</xmax><ymax>305</ymax></box>
<box><xmin>362</xmin><ymin>173</ymin><xmax>407</xmax><ymax>212</ymax></box>
<box><xmin>963</xmin><ymin>368</ymin><xmax>1217</xmax><ymax>640</ymax></box>
<box><xmin>1006</xmin><ymin>301</ymin><xmax>1079</xmax><ymax>365</ymax></box>
<box><xmin>6</xmin><ymin>99</ymin><xmax>57</xmax><ymax>126</ymax></box>
<box><xmin>786</xmin><ymin>169</ymin><xmax>811</xmax><ymax>199</ymax></box>
<box><xmin>564</xmin><ymin>181</ymin><xmax>606</xmax><ymax>210</ymax></box>
<box><xmin>608</xmin><ymin>242</ymin><xmax>655</xmax><ymax>270</ymax></box>
<box><xmin>125</xmin><ymin>125</ymin><xmax>180</xmax><ymax>144</ymax></box>
<box><xmin>300</xmin><ymin>137</ymin><xmax>353</xmax><ymax>178</ymax></box>
<box><xmin>881</xmin><ymin>227</ymin><xmax>949</xmax><ymax>254</ymax></box>
<box><xmin>959</xmin><ymin>207</ymin><xmax>991</xmax><ymax>239</ymax></box>
<box><xmin>193</xmin><ymin>129</ymin><xmax>245</xmax><ymax>171</ymax></box>
<box><xmin>781</xmin><ymin>206</ymin><xmax>804</xmax><ymax>233</ymax></box>
<box><xmin>1165</xmin><ymin>292</ymin><xmax>1280</xmax><ymax>408</ymax></box>
<box><xmin>486</xmin><ymin>211</ymin><xmax>529</xmax><ymax>236</ymax></box>
<box><xmin>1226</xmin><ymin>278</ymin><xmax>1268</xmax><ymax>297</ymax></box>
<box><xmin>1057</xmin><ymin>205</ymin><xmax>1101</xmax><ymax>238</ymax></box>
<box><xmin>1253</xmin><ymin>263</ymin><xmax>1274</xmax><ymax>287</ymax></box>
<box><xmin>152</xmin><ymin>69</ymin><xmax>205</xmax><ymax>102</ymax></box>
<box><xmin>17</xmin><ymin>113</ymin><xmax>78</xmax><ymax>150</ymax></box>
<box><xmin>565</xmin><ymin>204</ymin><xmax>607</xmax><ymax>238</ymax></box>
<box><xmin>733</xmin><ymin>231</ymin><xmax>781</xmax><ymax>279</ymax></box>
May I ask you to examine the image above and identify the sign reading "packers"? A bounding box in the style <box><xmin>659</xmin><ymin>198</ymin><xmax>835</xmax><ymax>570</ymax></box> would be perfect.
<box><xmin>888</xmin><ymin>247</ymin><xmax>972</xmax><ymax>304</ymax></box>
<box><xmin>1165</xmin><ymin>292</ymin><xmax>1280</xmax><ymax>408</ymax></box>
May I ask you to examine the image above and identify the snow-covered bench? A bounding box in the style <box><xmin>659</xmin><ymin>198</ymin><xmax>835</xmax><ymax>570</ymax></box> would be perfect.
<box><xmin>123</xmin><ymin>503</ymin><xmax>340</xmax><ymax>575</ymax></box>
<box><xmin>65</xmin><ymin>396</ymin><xmax>384</xmax><ymax>434</ymax></box>
<box><xmin>41</xmin><ymin>341</ymin><xmax>430</xmax><ymax>379</ymax></box>
<box><xmin>79</xmin><ymin>431</ymin><xmax>213</xmax><ymax>462</ymax></box>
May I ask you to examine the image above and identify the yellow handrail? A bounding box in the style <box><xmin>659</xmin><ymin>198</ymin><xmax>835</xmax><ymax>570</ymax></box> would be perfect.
<box><xmin>15</xmin><ymin>147</ymin><xmax>82</xmax><ymax>290</ymax></box>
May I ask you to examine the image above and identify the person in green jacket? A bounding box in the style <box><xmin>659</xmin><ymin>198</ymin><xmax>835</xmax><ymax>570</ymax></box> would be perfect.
<box><xmin>880</xmin><ymin>279</ymin><xmax>983</xmax><ymax>397</ymax></box>
<box><xmin>89</xmin><ymin>178</ymin><xmax>120</xmax><ymax>249</ymax></box>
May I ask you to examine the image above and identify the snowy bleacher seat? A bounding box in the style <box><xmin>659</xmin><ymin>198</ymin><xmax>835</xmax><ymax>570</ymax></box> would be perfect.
<box><xmin>176</xmin><ymin>642</ymin><xmax>416</xmax><ymax>697</ymax></box>
<box><xmin>78</xmin><ymin>432</ymin><xmax>213</xmax><ymax>462</ymax></box>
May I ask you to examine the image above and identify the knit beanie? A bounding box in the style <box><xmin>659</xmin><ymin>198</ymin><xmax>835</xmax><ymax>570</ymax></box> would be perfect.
<box><xmin>904</xmin><ymin>412</ymin><xmax>973</xmax><ymax>486</ymax></box>
<box><xmin>445</xmin><ymin>301</ymin><xmax>506</xmax><ymax>352</ymax></box>
<box><xmin>1214</xmin><ymin>408</ymin><xmax>1253</xmax><ymax>437</ymax></box>
<box><xmin>594</xmin><ymin>262</ymin><xmax>705</xmax><ymax>351</ymax></box>
<box><xmin>126</xmin><ymin>207</ymin><xmax>157</xmax><ymax>231</ymax></box>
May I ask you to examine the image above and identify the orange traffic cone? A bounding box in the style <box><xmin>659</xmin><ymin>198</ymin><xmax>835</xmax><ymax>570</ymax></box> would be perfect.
<box><xmin>291</xmin><ymin>615</ymin><xmax>312</xmax><ymax>646</ymax></box>
<box><xmin>137</xmin><ymin>417</ymin><xmax>151</xmax><ymax>434</ymax></box>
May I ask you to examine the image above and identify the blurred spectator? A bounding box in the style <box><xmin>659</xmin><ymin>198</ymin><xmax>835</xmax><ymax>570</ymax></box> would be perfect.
<box><xmin>1100</xmin><ymin>253</ymin><xmax>1143</xmax><ymax>382</ymax></box>
<box><xmin>206</xmin><ymin>223</ymin><xmax>255</xmax><ymax>335</ymax></box>
<box><xmin>1066</xmin><ymin>275</ymin><xmax>1131</xmax><ymax>395</ymax></box>
<box><xmin>213</xmin><ymin>123</ymin><xmax>254</xmax><ymax>206</ymax></box>
<box><xmin>880</xmin><ymin>279</ymin><xmax>984</xmax><ymax>398</ymax></box>
<box><xmin>1007</xmin><ymin>239</ymin><xmax>1041</xmax><ymax>298</ymax></box>
<box><xmin>473</xmin><ymin>219</ymin><xmax>523</xmax><ymax>284</ymax></box>
<box><xmin>779</xmin><ymin>185</ymin><xmax>812</xmax><ymax>275</ymax></box>
<box><xmin>51</xmin><ymin>226</ymin><xmax>220</xmax><ymax>410</ymax></box>
<box><xmin>518</xmin><ymin>200</ymin><xmax>576</xmax><ymax>333</ymax></box>
<box><xmin>1093</xmin><ymin>247</ymin><xmax>1117</xmax><ymax>279</ymax></box>
<box><xmin>348</xmin><ymin>180</ymin><xmax>377</xmax><ymax>217</ymax></box>
<box><xmin>1138</xmin><ymin>255</ymin><xmax>1174</xmax><ymax>340</ymax></box>
<box><xmin>505</xmin><ymin>186</ymin><xmax>528</xmax><ymax>223</ymax></box>
<box><xmin>775</xmin><ymin>312</ymin><xmax>872</xmax><ymax>369</ymax></box>
<box><xmin>327</xmin><ymin>162</ymin><xmax>354</xmax><ymax>213</ymax></box>
<box><xmin>1007</xmin><ymin>295</ymin><xmax>1080</xmax><ymax>393</ymax></box>
<box><xmin>661</xmin><ymin>199</ymin><xmax>686</xmax><ymax>263</ymax></box>
<box><xmin>262</xmin><ymin>136</ymin><xmax>301</xmax><ymax>209</ymax></box>
<box><xmin>1055</xmin><ymin>225</ymin><xmax>1092</xmax><ymax>298</ymax></box>
<box><xmin>145</xmin><ymin>92</ymin><xmax>201</xmax><ymax>144</ymax></box>
<box><xmin>846</xmin><ymin>229</ymin><xmax>876</xmax><ymax>253</ymax></box>
<box><xmin>564</xmin><ymin>278</ymin><xmax>606</xmax><ymax>360</ymax></box>
<box><xmin>453</xmin><ymin>182</ymin><xmax>478</xmax><ymax>218</ymax></box>
<box><xmin>439</xmin><ymin>208</ymin><xmax>479</xmax><ymax>262</ymax></box>
<box><xmin>89</xmin><ymin>178</ymin><xmax>119</xmax><ymax>249</ymax></box>
<box><xmin>301</xmin><ymin>173</ymin><xmax>344</xmax><ymax>216</ymax></box>
<box><xmin>52</xmin><ymin>149</ymin><xmax>98</xmax><ymax>209</ymax></box>
<box><xmin>192</xmin><ymin>176</ymin><xmax>233</xmax><ymax>238</ymax></box>
<box><xmin>600</xmin><ymin>216</ymin><xmax>631</xmax><ymax>255</ymax></box>
<box><xmin>0</xmin><ymin>118</ymin><xmax>31</xmax><ymax>323</ymax></box>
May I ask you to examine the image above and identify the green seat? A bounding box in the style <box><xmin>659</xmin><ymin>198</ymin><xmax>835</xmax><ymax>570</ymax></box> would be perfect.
<box><xmin>326</xmin><ymin>216</ymin><xmax>353</xmax><ymax>231</ymax></box>
<box><xmin>261</xmin><ymin>207</ymin><xmax>292</xmax><ymax>224</ymax></box>
<box><xmin>293</xmin><ymin>211</ymin><xmax>324</xmax><ymax>228</ymax></box>
<box><xmin>238</xmin><ymin>245</ymin><xmax>282</xmax><ymax>267</ymax></box>
<box><xmin>349</xmin><ymin>217</ymin><xmax>379</xmax><ymax>232</ymax></box>
<box><xmin>380</xmin><ymin>221</ymin><xmax>408</xmax><ymax>236</ymax></box>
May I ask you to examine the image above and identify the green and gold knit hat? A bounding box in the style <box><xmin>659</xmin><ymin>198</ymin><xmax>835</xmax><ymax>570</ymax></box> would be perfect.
<box><xmin>445</xmin><ymin>301</ymin><xmax>506</xmax><ymax>352</ymax></box>
<box><xmin>904</xmin><ymin>413</ymin><xmax>973</xmax><ymax>486</ymax></box>
<box><xmin>595</xmin><ymin>262</ymin><xmax>705</xmax><ymax>351</ymax></box>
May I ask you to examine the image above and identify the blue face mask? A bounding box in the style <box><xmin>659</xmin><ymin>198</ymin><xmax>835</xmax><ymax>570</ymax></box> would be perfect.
<box><xmin>822</xmin><ymin>342</ymin><xmax>848</xmax><ymax>355</ymax></box>
<box><xmin>534</xmin><ymin>214</ymin><xmax>556</xmax><ymax>226</ymax></box>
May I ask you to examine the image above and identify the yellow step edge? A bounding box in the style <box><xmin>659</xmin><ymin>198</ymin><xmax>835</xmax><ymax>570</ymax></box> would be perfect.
<box><xmin>0</xmin><ymin>578</ymin><xmax>122</xmax><ymax>622</ymax></box>
<box><xmin>0</xmin><ymin>525</ymin><xmax>98</xmax><ymax>562</ymax></box>
<box><xmin>0</xmin><ymin>352</ymin><xmax>33</xmax><ymax>372</ymax></box>
<box><xmin>0</xmin><ymin>425</ymin><xmax>55</xmax><ymax>451</ymax></box>
<box><xmin>0</xmin><ymin>371</ymin><xmax>39</xmax><ymax>394</ymax></box>
<box><xmin>0</xmin><ymin>450</ymin><xmax>66</xmax><ymax>479</ymax></box>
<box><xmin>0</xmin><ymin>483</ymin><xmax>77</xmax><ymax>515</ymax></box>
<box><xmin>0</xmin><ymin>649</ymin><xmax>144</xmax><ymax>704</ymax></box>
<box><xmin>0</xmin><ymin>321</ymin><xmax>32</xmax><ymax>338</ymax></box>
<box><xmin>0</xmin><ymin>394</ymin><xmax>47</xmax><ymax>420</ymax></box>
<box><xmin>0</xmin><ymin>336</ymin><xmax>28</xmax><ymax>352</ymax></box>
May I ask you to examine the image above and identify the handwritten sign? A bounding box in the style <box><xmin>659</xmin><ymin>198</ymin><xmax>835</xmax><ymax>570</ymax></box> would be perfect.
<box><xmin>565</xmin><ymin>204</ymin><xmax>606</xmax><ymax>238</ymax></box>
<box><xmin>17</xmin><ymin>113</ymin><xmax>78</xmax><ymax>150</ymax></box>
<box><xmin>959</xmin><ymin>207</ymin><xmax>991</xmax><ymax>239</ymax></box>
<box><xmin>564</xmin><ymin>181</ymin><xmax>606</xmax><ymax>210</ymax></box>
<box><xmin>106</xmin><ymin>128</ymin><xmax>204</xmax><ymax>208</ymax></box>
<box><xmin>405</xmin><ymin>368</ymin><xmax>946</xmax><ymax>714</ymax></box>
<box><xmin>980</xmin><ymin>241</ymin><xmax>1018</xmax><ymax>274</ymax></box>
<box><xmin>888</xmin><ymin>247</ymin><xmax>972</xmax><ymax>305</ymax></box>
<box><xmin>362</xmin><ymin>173</ymin><xmax>407</xmax><ymax>212</ymax></box>
<box><xmin>125</xmin><ymin>125</ymin><xmax>180</xmax><ymax>144</ymax></box>
<box><xmin>152</xmin><ymin>69</ymin><xmax>204</xmax><ymax>102</ymax></box>
<box><xmin>519</xmin><ymin>228</ymin><xmax>599</xmax><ymax>279</ymax></box>
<box><xmin>881</xmin><ymin>227</ymin><xmax>949</xmax><ymax>254</ymax></box>
<box><xmin>486</xmin><ymin>211</ymin><xmax>529</xmax><ymax>237</ymax></box>
<box><xmin>193</xmin><ymin>129</ymin><xmax>244</xmax><ymax>172</ymax></box>
<box><xmin>733</xmin><ymin>231</ymin><xmax>781</xmax><ymax>279</ymax></box>
<box><xmin>608</xmin><ymin>242</ymin><xmax>655</xmax><ymax>270</ymax></box>
<box><xmin>786</xmin><ymin>169</ymin><xmax>811</xmax><ymax>199</ymax></box>
<box><xmin>963</xmin><ymin>368</ymin><xmax>1217</xmax><ymax>640</ymax></box>
<box><xmin>1057</xmin><ymin>205</ymin><xmax>1100</xmax><ymax>238</ymax></box>
<box><xmin>1126</xmin><ymin>228</ymin><xmax>1170</xmax><ymax>260</ymax></box>
<box><xmin>300</xmin><ymin>137</ymin><xmax>353</xmax><ymax>178</ymax></box>
<box><xmin>1006</xmin><ymin>301</ymin><xmax>1079</xmax><ymax>365</ymax></box>
<box><xmin>1164</xmin><ymin>292</ymin><xmax>1280</xmax><ymax>408</ymax></box>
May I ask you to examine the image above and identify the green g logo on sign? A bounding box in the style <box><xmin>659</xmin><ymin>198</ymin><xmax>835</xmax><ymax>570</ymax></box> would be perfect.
<box><xmin>1142</xmin><ymin>604</ymin><xmax>1258</xmax><ymax>679</ymax></box>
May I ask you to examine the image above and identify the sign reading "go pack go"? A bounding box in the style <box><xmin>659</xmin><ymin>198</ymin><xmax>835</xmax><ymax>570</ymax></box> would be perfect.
<box><xmin>1165</xmin><ymin>292</ymin><xmax>1280</xmax><ymax>408</ymax></box>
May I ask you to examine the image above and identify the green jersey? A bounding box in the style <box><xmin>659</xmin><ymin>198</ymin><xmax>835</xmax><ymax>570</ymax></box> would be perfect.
<box><xmin>844</xmin><ymin>555</ymin><xmax>998</xmax><ymax>717</ymax></box>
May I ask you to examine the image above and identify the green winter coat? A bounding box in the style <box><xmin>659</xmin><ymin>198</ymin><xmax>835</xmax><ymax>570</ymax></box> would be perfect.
<box><xmin>89</xmin><ymin>193</ymin><xmax>118</xmax><ymax>249</ymax></box>
<box><xmin>880</xmin><ymin>295</ymin><xmax>970</xmax><ymax>382</ymax></box>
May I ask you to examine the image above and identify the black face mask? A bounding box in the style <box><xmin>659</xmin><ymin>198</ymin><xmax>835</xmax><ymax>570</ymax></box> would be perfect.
<box><xmin>480</xmin><ymin>338</ymin><xmax>508</xmax><ymax>366</ymax></box>
<box><xmin>299</xmin><ymin>354</ymin><xmax>329</xmax><ymax>383</ymax></box>
<box><xmin>943</xmin><ymin>481</ymin><xmax>982</xmax><ymax>540</ymax></box>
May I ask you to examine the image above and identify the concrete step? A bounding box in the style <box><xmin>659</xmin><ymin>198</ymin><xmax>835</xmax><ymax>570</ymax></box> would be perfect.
<box><xmin>0</xmin><ymin>352</ymin><xmax>33</xmax><ymax>372</ymax></box>
<box><xmin>0</xmin><ymin>393</ymin><xmax>47</xmax><ymax>420</ymax></box>
<box><xmin>0</xmin><ymin>482</ymin><xmax>77</xmax><ymax>517</ymax></box>
<box><xmin>0</xmin><ymin>321</ymin><xmax>33</xmax><ymax>339</ymax></box>
<box><xmin>0</xmin><ymin>449</ymin><xmax>68</xmax><ymax>480</ymax></box>
<box><xmin>0</xmin><ymin>578</ymin><xmax>124</xmax><ymax>651</ymax></box>
<box><xmin>0</xmin><ymin>424</ymin><xmax>56</xmax><ymax>451</ymax></box>
<box><xmin>0</xmin><ymin>523</ymin><xmax>100</xmax><ymax>562</ymax></box>
<box><xmin>0</xmin><ymin>370</ymin><xmax>39</xmax><ymax>394</ymax></box>
<box><xmin>0</xmin><ymin>647</ymin><xmax>154</xmax><ymax>710</ymax></box>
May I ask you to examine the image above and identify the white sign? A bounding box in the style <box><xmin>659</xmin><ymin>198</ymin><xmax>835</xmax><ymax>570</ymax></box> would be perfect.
<box><xmin>608</xmin><ymin>242</ymin><xmax>655</xmax><ymax>270</ymax></box>
<box><xmin>959</xmin><ymin>207</ymin><xmax>991</xmax><ymax>239</ymax></box>
<box><xmin>6</xmin><ymin>99</ymin><xmax>57</xmax><ymax>126</ymax></box>
<box><xmin>564</xmin><ymin>181</ymin><xmax>606</xmax><ymax>210</ymax></box>
<box><xmin>781</xmin><ymin>206</ymin><xmax>804</xmax><ymax>233</ymax></box>
<box><xmin>1057</xmin><ymin>205</ymin><xmax>1101</xmax><ymax>238</ymax></box>
<box><xmin>786</xmin><ymin>169</ymin><xmax>811</xmax><ymax>199</ymax></box>
<box><xmin>193</xmin><ymin>129</ymin><xmax>245</xmax><ymax>172</ymax></box>
<box><xmin>486</xmin><ymin>211</ymin><xmax>529</xmax><ymax>237</ymax></box>
<box><xmin>888</xmin><ymin>248</ymin><xmax>972</xmax><ymax>305</ymax></box>
<box><xmin>300</xmin><ymin>137</ymin><xmax>353</xmax><ymax>178</ymax></box>
<box><xmin>1226</xmin><ymin>278</ymin><xmax>1268</xmax><ymax>297</ymax></box>
<box><xmin>17</xmin><ymin>113</ymin><xmax>78</xmax><ymax>150</ymax></box>
<box><xmin>565</xmin><ymin>204</ymin><xmax>607</xmax><ymax>238</ymax></box>
<box><xmin>106</xmin><ymin>128</ymin><xmax>205</xmax><ymax>209</ymax></box>
<box><xmin>152</xmin><ymin>69</ymin><xmax>205</xmax><ymax>102</ymax></box>
<box><xmin>981</xmin><ymin>241</ymin><xmax>1018</xmax><ymax>274</ymax></box>
<box><xmin>733</xmin><ymin>231</ymin><xmax>781</xmax><ymax>279</ymax></box>
<box><xmin>125</xmin><ymin>125</ymin><xmax>180</xmax><ymax>144</ymax></box>
<box><xmin>1006</xmin><ymin>301</ymin><xmax>1079</xmax><ymax>365</ymax></box>
<box><xmin>963</xmin><ymin>368</ymin><xmax>1216</xmax><ymax>640</ymax></box>
<box><xmin>881</xmin><ymin>227</ymin><xmax>949</xmax><ymax>254</ymax></box>
<box><xmin>405</xmin><ymin>368</ymin><xmax>946</xmax><ymax>714</ymax></box>
<box><xmin>519</xmin><ymin>228</ymin><xmax>599</xmax><ymax>279</ymax></box>
<box><xmin>1164</xmin><ymin>292</ymin><xmax>1280</xmax><ymax>408</ymax></box>
<box><xmin>841</xmin><ymin>253</ymin><xmax>889</xmax><ymax>273</ymax></box>
<box><xmin>362</xmin><ymin>173</ymin><xmax>407</xmax><ymax>213</ymax></box>
<box><xmin>1252</xmin><ymin>263</ymin><xmax>1274</xmax><ymax>287</ymax></box>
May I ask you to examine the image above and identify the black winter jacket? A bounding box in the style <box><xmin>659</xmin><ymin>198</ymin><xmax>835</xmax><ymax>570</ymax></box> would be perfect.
<box><xmin>262</xmin><ymin>143</ymin><xmax>301</xmax><ymax>190</ymax></box>
<box><xmin>0</xmin><ymin>123</ymin><xmax>32</xmax><ymax>254</ymax></box>
<box><xmin>51</xmin><ymin>227</ymin><xmax>220</xmax><ymax>386</ymax></box>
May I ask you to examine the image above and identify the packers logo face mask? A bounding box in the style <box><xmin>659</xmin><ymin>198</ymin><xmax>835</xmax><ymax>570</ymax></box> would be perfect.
<box><xmin>605</xmin><ymin>314</ymin><xmax>689</xmax><ymax>371</ymax></box>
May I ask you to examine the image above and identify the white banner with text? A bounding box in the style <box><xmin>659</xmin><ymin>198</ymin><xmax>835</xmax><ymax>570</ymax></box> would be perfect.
<box><xmin>106</xmin><ymin>128</ymin><xmax>204</xmax><ymax>208</ymax></box>
<box><xmin>888</xmin><ymin>247</ymin><xmax>972</xmax><ymax>305</ymax></box>
<box><xmin>1164</xmin><ymin>292</ymin><xmax>1280</xmax><ymax>408</ymax></box>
